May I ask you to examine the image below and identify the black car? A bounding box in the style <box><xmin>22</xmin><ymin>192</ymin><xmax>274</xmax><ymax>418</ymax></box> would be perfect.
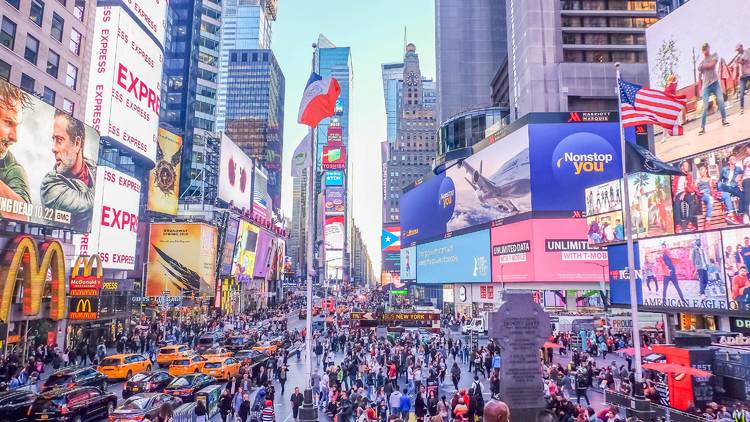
<box><xmin>41</xmin><ymin>366</ymin><xmax>108</xmax><ymax>392</ymax></box>
<box><xmin>0</xmin><ymin>390</ymin><xmax>37</xmax><ymax>422</ymax></box>
<box><xmin>110</xmin><ymin>393</ymin><xmax>182</xmax><ymax>422</ymax></box>
<box><xmin>122</xmin><ymin>370</ymin><xmax>174</xmax><ymax>399</ymax></box>
<box><xmin>29</xmin><ymin>386</ymin><xmax>117</xmax><ymax>422</ymax></box>
<box><xmin>234</xmin><ymin>349</ymin><xmax>268</xmax><ymax>366</ymax></box>
<box><xmin>162</xmin><ymin>374</ymin><xmax>215</xmax><ymax>402</ymax></box>
<box><xmin>195</xmin><ymin>333</ymin><xmax>221</xmax><ymax>354</ymax></box>
<box><xmin>224</xmin><ymin>335</ymin><xmax>254</xmax><ymax>352</ymax></box>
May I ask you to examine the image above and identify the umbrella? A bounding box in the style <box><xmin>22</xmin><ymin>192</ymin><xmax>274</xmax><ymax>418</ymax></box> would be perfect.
<box><xmin>642</xmin><ymin>362</ymin><xmax>713</xmax><ymax>378</ymax></box>
<box><xmin>543</xmin><ymin>342</ymin><xmax>562</xmax><ymax>349</ymax></box>
<box><xmin>616</xmin><ymin>347</ymin><xmax>655</xmax><ymax>357</ymax></box>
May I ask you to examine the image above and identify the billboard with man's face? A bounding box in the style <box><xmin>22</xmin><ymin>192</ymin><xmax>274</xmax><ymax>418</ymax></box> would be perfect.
<box><xmin>0</xmin><ymin>80</ymin><xmax>100</xmax><ymax>232</ymax></box>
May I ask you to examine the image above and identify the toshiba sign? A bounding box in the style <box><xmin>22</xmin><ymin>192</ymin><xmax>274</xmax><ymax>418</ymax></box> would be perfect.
<box><xmin>74</xmin><ymin>167</ymin><xmax>141</xmax><ymax>270</ymax></box>
<box><xmin>85</xmin><ymin>5</ymin><xmax>165</xmax><ymax>163</ymax></box>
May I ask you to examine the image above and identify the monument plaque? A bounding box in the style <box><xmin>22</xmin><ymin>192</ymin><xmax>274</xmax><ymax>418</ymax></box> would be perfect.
<box><xmin>490</xmin><ymin>291</ymin><xmax>551</xmax><ymax>420</ymax></box>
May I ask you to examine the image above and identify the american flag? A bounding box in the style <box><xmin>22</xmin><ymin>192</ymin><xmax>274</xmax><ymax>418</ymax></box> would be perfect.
<box><xmin>619</xmin><ymin>79</ymin><xmax>686</xmax><ymax>135</ymax></box>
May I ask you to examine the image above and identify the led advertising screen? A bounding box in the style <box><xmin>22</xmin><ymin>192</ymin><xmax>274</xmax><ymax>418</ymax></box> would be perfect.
<box><xmin>117</xmin><ymin>0</ymin><xmax>168</xmax><ymax>45</ymax></box>
<box><xmin>646</xmin><ymin>0</ymin><xmax>749</xmax><ymax>162</ymax></box>
<box><xmin>325</xmin><ymin>171</ymin><xmax>344</xmax><ymax>186</ymax></box>
<box><xmin>73</xmin><ymin>167</ymin><xmax>140</xmax><ymax>270</ymax></box>
<box><xmin>147</xmin><ymin>128</ymin><xmax>182</xmax><ymax>215</ymax></box>
<box><xmin>324</xmin><ymin>187</ymin><xmax>346</xmax><ymax>213</ymax></box>
<box><xmin>0</xmin><ymin>80</ymin><xmax>100</xmax><ymax>232</ymax></box>
<box><xmin>529</xmin><ymin>122</ymin><xmax>622</xmax><ymax>211</ymax></box>
<box><xmin>629</xmin><ymin>172</ymin><xmax>675</xmax><ymax>238</ymax></box>
<box><xmin>416</xmin><ymin>229</ymin><xmax>491</xmax><ymax>284</ymax></box>
<box><xmin>327</xmin><ymin>125</ymin><xmax>342</xmax><ymax>146</ymax></box>
<box><xmin>147</xmin><ymin>223</ymin><xmax>218</xmax><ymax>296</ymax></box>
<box><xmin>218</xmin><ymin>134</ymin><xmax>253</xmax><ymax>209</ymax></box>
<box><xmin>253</xmin><ymin>230</ymin><xmax>273</xmax><ymax>279</ymax></box>
<box><xmin>219</xmin><ymin>216</ymin><xmax>240</xmax><ymax>276</ymax></box>
<box><xmin>324</xmin><ymin>215</ymin><xmax>345</xmax><ymax>250</ymax></box>
<box><xmin>587</xmin><ymin>211</ymin><xmax>625</xmax><ymax>246</ymax></box>
<box><xmin>401</xmin><ymin>128</ymin><xmax>531</xmax><ymax>245</ymax></box>
<box><xmin>585</xmin><ymin>179</ymin><xmax>622</xmax><ymax>216</ymax></box>
<box><xmin>381</xmin><ymin>271</ymin><xmax>403</xmax><ymax>289</ymax></box>
<box><xmin>326</xmin><ymin>249</ymin><xmax>344</xmax><ymax>281</ymax></box>
<box><xmin>719</xmin><ymin>227</ymin><xmax>750</xmax><ymax>312</ymax></box>
<box><xmin>400</xmin><ymin>246</ymin><xmax>417</xmax><ymax>281</ymax></box>
<box><xmin>85</xmin><ymin>6</ymin><xmax>164</xmax><ymax>163</ymax></box>
<box><xmin>382</xmin><ymin>251</ymin><xmax>400</xmax><ymax>272</ymax></box>
<box><xmin>639</xmin><ymin>231</ymin><xmax>729</xmax><ymax>312</ymax></box>
<box><xmin>231</xmin><ymin>220</ymin><xmax>259</xmax><ymax>282</ymax></box>
<box><xmin>322</xmin><ymin>146</ymin><xmax>347</xmax><ymax>170</ymax></box>
<box><xmin>491</xmin><ymin>218</ymin><xmax>608</xmax><ymax>283</ymax></box>
<box><xmin>607</xmin><ymin>242</ymin><xmax>644</xmax><ymax>307</ymax></box>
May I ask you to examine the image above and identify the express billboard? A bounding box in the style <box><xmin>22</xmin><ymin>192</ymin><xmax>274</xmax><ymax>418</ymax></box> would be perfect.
<box><xmin>73</xmin><ymin>167</ymin><xmax>140</xmax><ymax>270</ymax></box>
<box><xmin>114</xmin><ymin>0</ymin><xmax>168</xmax><ymax>45</ymax></box>
<box><xmin>231</xmin><ymin>220</ymin><xmax>259</xmax><ymax>282</ymax></box>
<box><xmin>148</xmin><ymin>128</ymin><xmax>182</xmax><ymax>215</ymax></box>
<box><xmin>416</xmin><ymin>229</ymin><xmax>491</xmax><ymax>284</ymax></box>
<box><xmin>322</xmin><ymin>146</ymin><xmax>347</xmax><ymax>170</ymax></box>
<box><xmin>85</xmin><ymin>6</ymin><xmax>163</xmax><ymax>163</ymax></box>
<box><xmin>325</xmin><ymin>171</ymin><xmax>344</xmax><ymax>186</ymax></box>
<box><xmin>324</xmin><ymin>187</ymin><xmax>346</xmax><ymax>213</ymax></box>
<box><xmin>325</xmin><ymin>215</ymin><xmax>345</xmax><ymax>250</ymax></box>
<box><xmin>646</xmin><ymin>0</ymin><xmax>749</xmax><ymax>162</ymax></box>
<box><xmin>146</xmin><ymin>223</ymin><xmax>218</xmax><ymax>296</ymax></box>
<box><xmin>0</xmin><ymin>79</ymin><xmax>100</xmax><ymax>232</ymax></box>
<box><xmin>218</xmin><ymin>134</ymin><xmax>253</xmax><ymax>209</ymax></box>
<box><xmin>491</xmin><ymin>218</ymin><xmax>607</xmax><ymax>284</ymax></box>
<box><xmin>400</xmin><ymin>245</ymin><xmax>416</xmax><ymax>280</ymax></box>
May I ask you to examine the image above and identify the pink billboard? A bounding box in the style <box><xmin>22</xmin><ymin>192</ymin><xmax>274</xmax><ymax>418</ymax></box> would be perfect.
<box><xmin>491</xmin><ymin>218</ymin><xmax>608</xmax><ymax>283</ymax></box>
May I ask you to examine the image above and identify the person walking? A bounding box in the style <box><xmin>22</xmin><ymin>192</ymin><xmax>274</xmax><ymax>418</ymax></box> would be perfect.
<box><xmin>575</xmin><ymin>371</ymin><xmax>590</xmax><ymax>405</ymax></box>
<box><xmin>291</xmin><ymin>387</ymin><xmax>304</xmax><ymax>422</ymax></box>
<box><xmin>219</xmin><ymin>389</ymin><xmax>233</xmax><ymax>422</ymax></box>
<box><xmin>194</xmin><ymin>400</ymin><xmax>207</xmax><ymax>422</ymax></box>
<box><xmin>279</xmin><ymin>365</ymin><xmax>288</xmax><ymax>395</ymax></box>
<box><xmin>261</xmin><ymin>400</ymin><xmax>276</xmax><ymax>422</ymax></box>
<box><xmin>399</xmin><ymin>388</ymin><xmax>411</xmax><ymax>421</ymax></box>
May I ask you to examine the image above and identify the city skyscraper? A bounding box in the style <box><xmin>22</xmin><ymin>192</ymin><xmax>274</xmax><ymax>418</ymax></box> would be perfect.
<box><xmin>506</xmin><ymin>0</ymin><xmax>657</xmax><ymax>118</ymax></box>
<box><xmin>435</xmin><ymin>0</ymin><xmax>507</xmax><ymax>124</ymax></box>
<box><xmin>223</xmin><ymin>49</ymin><xmax>285</xmax><ymax>209</ymax></box>
<box><xmin>382</xmin><ymin>62</ymin><xmax>404</xmax><ymax>145</ymax></box>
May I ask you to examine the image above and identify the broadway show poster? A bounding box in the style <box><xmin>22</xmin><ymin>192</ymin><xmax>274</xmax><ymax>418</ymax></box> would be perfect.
<box><xmin>147</xmin><ymin>223</ymin><xmax>218</xmax><ymax>296</ymax></box>
<box><xmin>0</xmin><ymin>79</ymin><xmax>100</xmax><ymax>232</ymax></box>
<box><xmin>232</xmin><ymin>220</ymin><xmax>259</xmax><ymax>282</ymax></box>
<box><xmin>147</xmin><ymin>129</ymin><xmax>182</xmax><ymax>215</ymax></box>
<box><xmin>639</xmin><ymin>231</ymin><xmax>729</xmax><ymax>312</ymax></box>
<box><xmin>627</xmin><ymin>172</ymin><xmax>674</xmax><ymax>238</ymax></box>
<box><xmin>720</xmin><ymin>227</ymin><xmax>750</xmax><ymax>312</ymax></box>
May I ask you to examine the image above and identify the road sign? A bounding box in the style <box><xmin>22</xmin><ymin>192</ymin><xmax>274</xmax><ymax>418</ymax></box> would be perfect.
<box><xmin>390</xmin><ymin>289</ymin><xmax>408</xmax><ymax>296</ymax></box>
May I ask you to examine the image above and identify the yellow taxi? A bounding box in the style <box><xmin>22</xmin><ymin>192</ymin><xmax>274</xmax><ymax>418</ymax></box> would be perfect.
<box><xmin>157</xmin><ymin>344</ymin><xmax>192</xmax><ymax>368</ymax></box>
<box><xmin>169</xmin><ymin>354</ymin><xmax>208</xmax><ymax>376</ymax></box>
<box><xmin>252</xmin><ymin>340</ymin><xmax>283</xmax><ymax>355</ymax></box>
<box><xmin>97</xmin><ymin>353</ymin><xmax>151</xmax><ymax>380</ymax></box>
<box><xmin>200</xmin><ymin>356</ymin><xmax>241</xmax><ymax>380</ymax></box>
<box><xmin>201</xmin><ymin>346</ymin><xmax>232</xmax><ymax>359</ymax></box>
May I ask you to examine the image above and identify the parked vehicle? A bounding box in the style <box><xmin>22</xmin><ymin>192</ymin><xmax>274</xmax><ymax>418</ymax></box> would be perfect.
<box><xmin>0</xmin><ymin>390</ymin><xmax>36</xmax><ymax>422</ymax></box>
<box><xmin>109</xmin><ymin>393</ymin><xmax>182</xmax><ymax>422</ymax></box>
<box><xmin>162</xmin><ymin>374</ymin><xmax>215</xmax><ymax>402</ymax></box>
<box><xmin>156</xmin><ymin>345</ymin><xmax>192</xmax><ymax>368</ymax></box>
<box><xmin>29</xmin><ymin>386</ymin><xmax>116</xmax><ymax>421</ymax></box>
<box><xmin>122</xmin><ymin>370</ymin><xmax>174</xmax><ymax>399</ymax></box>
<box><xmin>97</xmin><ymin>354</ymin><xmax>152</xmax><ymax>380</ymax></box>
<box><xmin>41</xmin><ymin>367</ymin><xmax>108</xmax><ymax>392</ymax></box>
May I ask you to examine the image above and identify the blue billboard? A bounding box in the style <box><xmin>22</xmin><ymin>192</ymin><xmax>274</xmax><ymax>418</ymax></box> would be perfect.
<box><xmin>400</xmin><ymin>172</ymin><xmax>450</xmax><ymax>245</ymax></box>
<box><xmin>325</xmin><ymin>171</ymin><xmax>344</xmax><ymax>186</ymax></box>
<box><xmin>608</xmin><ymin>242</ymin><xmax>643</xmax><ymax>306</ymax></box>
<box><xmin>529</xmin><ymin>122</ymin><xmax>623</xmax><ymax>211</ymax></box>
<box><xmin>416</xmin><ymin>229</ymin><xmax>491</xmax><ymax>284</ymax></box>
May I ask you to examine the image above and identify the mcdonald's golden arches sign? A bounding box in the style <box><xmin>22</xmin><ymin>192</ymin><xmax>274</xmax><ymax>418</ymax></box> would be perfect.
<box><xmin>70</xmin><ymin>254</ymin><xmax>103</xmax><ymax>289</ymax></box>
<box><xmin>68</xmin><ymin>297</ymin><xmax>99</xmax><ymax>320</ymax></box>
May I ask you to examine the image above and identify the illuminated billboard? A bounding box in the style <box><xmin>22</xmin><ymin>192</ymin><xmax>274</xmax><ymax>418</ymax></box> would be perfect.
<box><xmin>73</xmin><ymin>167</ymin><xmax>140</xmax><ymax>270</ymax></box>
<box><xmin>325</xmin><ymin>171</ymin><xmax>344</xmax><ymax>186</ymax></box>
<box><xmin>85</xmin><ymin>6</ymin><xmax>164</xmax><ymax>163</ymax></box>
<box><xmin>586</xmin><ymin>211</ymin><xmax>625</xmax><ymax>245</ymax></box>
<box><xmin>219</xmin><ymin>216</ymin><xmax>240</xmax><ymax>276</ymax></box>
<box><xmin>0</xmin><ymin>80</ymin><xmax>100</xmax><ymax>232</ymax></box>
<box><xmin>324</xmin><ymin>215</ymin><xmax>345</xmax><ymax>250</ymax></box>
<box><xmin>218</xmin><ymin>133</ymin><xmax>253</xmax><ymax>209</ymax></box>
<box><xmin>327</xmin><ymin>125</ymin><xmax>342</xmax><ymax>146</ymax></box>
<box><xmin>416</xmin><ymin>229</ymin><xmax>491</xmax><ymax>284</ymax></box>
<box><xmin>400</xmin><ymin>246</ymin><xmax>416</xmax><ymax>281</ymax></box>
<box><xmin>322</xmin><ymin>146</ymin><xmax>347</xmax><ymax>170</ymax></box>
<box><xmin>231</xmin><ymin>220</ymin><xmax>259</xmax><ymax>282</ymax></box>
<box><xmin>147</xmin><ymin>223</ymin><xmax>218</xmax><ymax>296</ymax></box>
<box><xmin>147</xmin><ymin>128</ymin><xmax>182</xmax><ymax>215</ymax></box>
<box><xmin>585</xmin><ymin>179</ymin><xmax>622</xmax><ymax>216</ymax></box>
<box><xmin>646</xmin><ymin>0</ymin><xmax>750</xmax><ymax>162</ymax></box>
<box><xmin>324</xmin><ymin>187</ymin><xmax>346</xmax><ymax>213</ymax></box>
<box><xmin>253</xmin><ymin>231</ymin><xmax>274</xmax><ymax>279</ymax></box>
<box><xmin>628</xmin><ymin>173</ymin><xmax>674</xmax><ymax>238</ymax></box>
<box><xmin>118</xmin><ymin>0</ymin><xmax>168</xmax><ymax>44</ymax></box>
<box><xmin>720</xmin><ymin>227</ymin><xmax>750</xmax><ymax>312</ymax></box>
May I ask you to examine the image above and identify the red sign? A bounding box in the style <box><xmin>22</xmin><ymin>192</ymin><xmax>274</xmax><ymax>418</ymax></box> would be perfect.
<box><xmin>70</xmin><ymin>275</ymin><xmax>103</xmax><ymax>290</ymax></box>
<box><xmin>322</xmin><ymin>146</ymin><xmax>346</xmax><ymax>170</ymax></box>
<box><xmin>479</xmin><ymin>286</ymin><xmax>494</xmax><ymax>300</ymax></box>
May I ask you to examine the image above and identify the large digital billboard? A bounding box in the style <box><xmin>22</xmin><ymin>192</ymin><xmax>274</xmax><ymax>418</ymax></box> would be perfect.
<box><xmin>608</xmin><ymin>242</ymin><xmax>644</xmax><ymax>307</ymax></box>
<box><xmin>720</xmin><ymin>227</ymin><xmax>750</xmax><ymax>312</ymax></box>
<box><xmin>117</xmin><ymin>0</ymin><xmax>168</xmax><ymax>44</ymax></box>
<box><xmin>629</xmin><ymin>172</ymin><xmax>674</xmax><ymax>238</ymax></box>
<box><xmin>529</xmin><ymin>122</ymin><xmax>622</xmax><ymax>211</ymax></box>
<box><xmin>325</xmin><ymin>171</ymin><xmax>344</xmax><ymax>186</ymax></box>
<box><xmin>73</xmin><ymin>167</ymin><xmax>140</xmax><ymax>270</ymax></box>
<box><xmin>586</xmin><ymin>211</ymin><xmax>625</xmax><ymax>246</ymax></box>
<box><xmin>324</xmin><ymin>187</ymin><xmax>346</xmax><ymax>213</ymax></box>
<box><xmin>382</xmin><ymin>251</ymin><xmax>400</xmax><ymax>272</ymax></box>
<box><xmin>585</xmin><ymin>179</ymin><xmax>622</xmax><ymax>216</ymax></box>
<box><xmin>147</xmin><ymin>223</ymin><xmax>218</xmax><ymax>296</ymax></box>
<box><xmin>491</xmin><ymin>218</ymin><xmax>608</xmax><ymax>284</ymax></box>
<box><xmin>324</xmin><ymin>215</ymin><xmax>345</xmax><ymax>250</ymax></box>
<box><xmin>416</xmin><ymin>229</ymin><xmax>491</xmax><ymax>284</ymax></box>
<box><xmin>85</xmin><ymin>6</ymin><xmax>164</xmax><ymax>163</ymax></box>
<box><xmin>639</xmin><ymin>231</ymin><xmax>729</xmax><ymax>312</ymax></box>
<box><xmin>231</xmin><ymin>220</ymin><xmax>259</xmax><ymax>282</ymax></box>
<box><xmin>219</xmin><ymin>216</ymin><xmax>239</xmax><ymax>276</ymax></box>
<box><xmin>322</xmin><ymin>146</ymin><xmax>347</xmax><ymax>170</ymax></box>
<box><xmin>219</xmin><ymin>134</ymin><xmax>253</xmax><ymax>209</ymax></box>
<box><xmin>253</xmin><ymin>230</ymin><xmax>274</xmax><ymax>279</ymax></box>
<box><xmin>0</xmin><ymin>80</ymin><xmax>100</xmax><ymax>232</ymax></box>
<box><xmin>148</xmin><ymin>128</ymin><xmax>182</xmax><ymax>215</ymax></box>
<box><xmin>400</xmin><ymin>246</ymin><xmax>416</xmax><ymax>280</ymax></box>
<box><xmin>646</xmin><ymin>0</ymin><xmax>749</xmax><ymax>162</ymax></box>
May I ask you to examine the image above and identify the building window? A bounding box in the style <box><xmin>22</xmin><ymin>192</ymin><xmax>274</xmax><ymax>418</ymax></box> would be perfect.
<box><xmin>46</xmin><ymin>50</ymin><xmax>60</xmax><ymax>77</ymax></box>
<box><xmin>0</xmin><ymin>17</ymin><xmax>17</xmax><ymax>50</ymax></box>
<box><xmin>68</xmin><ymin>28</ymin><xmax>81</xmax><ymax>54</ymax></box>
<box><xmin>51</xmin><ymin>13</ymin><xmax>64</xmax><ymax>41</ymax></box>
<box><xmin>42</xmin><ymin>86</ymin><xmax>55</xmax><ymax>105</ymax></box>
<box><xmin>0</xmin><ymin>59</ymin><xmax>10</xmax><ymax>81</ymax></box>
<box><xmin>30</xmin><ymin>0</ymin><xmax>44</xmax><ymax>27</ymax></box>
<box><xmin>65</xmin><ymin>63</ymin><xmax>77</xmax><ymax>89</ymax></box>
<box><xmin>56</xmin><ymin>0</ymin><xmax>66</xmax><ymax>5</ymax></box>
<box><xmin>73</xmin><ymin>0</ymin><xmax>84</xmax><ymax>20</ymax></box>
<box><xmin>24</xmin><ymin>35</ymin><xmax>39</xmax><ymax>64</ymax></box>
<box><xmin>62</xmin><ymin>98</ymin><xmax>74</xmax><ymax>114</ymax></box>
<box><xmin>5</xmin><ymin>0</ymin><xmax>20</xmax><ymax>9</ymax></box>
<box><xmin>20</xmin><ymin>73</ymin><xmax>34</xmax><ymax>92</ymax></box>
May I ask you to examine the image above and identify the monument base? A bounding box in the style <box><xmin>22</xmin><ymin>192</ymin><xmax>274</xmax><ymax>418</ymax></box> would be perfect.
<box><xmin>298</xmin><ymin>388</ymin><xmax>319</xmax><ymax>422</ymax></box>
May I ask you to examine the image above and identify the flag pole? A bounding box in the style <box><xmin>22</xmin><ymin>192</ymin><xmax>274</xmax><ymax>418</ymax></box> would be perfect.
<box><xmin>615</xmin><ymin>62</ymin><xmax>645</xmax><ymax>397</ymax></box>
<box><xmin>304</xmin><ymin>125</ymin><xmax>315</xmax><ymax>389</ymax></box>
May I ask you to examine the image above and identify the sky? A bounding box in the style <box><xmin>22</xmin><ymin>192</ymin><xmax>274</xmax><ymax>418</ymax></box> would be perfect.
<box><xmin>274</xmin><ymin>0</ymin><xmax>436</xmax><ymax>277</ymax></box>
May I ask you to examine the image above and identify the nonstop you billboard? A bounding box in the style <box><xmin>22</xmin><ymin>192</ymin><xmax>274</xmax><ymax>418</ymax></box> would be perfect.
<box><xmin>400</xmin><ymin>113</ymin><xmax>623</xmax><ymax>245</ymax></box>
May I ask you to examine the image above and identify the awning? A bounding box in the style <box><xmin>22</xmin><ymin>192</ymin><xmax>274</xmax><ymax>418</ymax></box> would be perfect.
<box><xmin>616</xmin><ymin>347</ymin><xmax>655</xmax><ymax>357</ymax></box>
<box><xmin>543</xmin><ymin>342</ymin><xmax>562</xmax><ymax>349</ymax></box>
<box><xmin>642</xmin><ymin>362</ymin><xmax>713</xmax><ymax>378</ymax></box>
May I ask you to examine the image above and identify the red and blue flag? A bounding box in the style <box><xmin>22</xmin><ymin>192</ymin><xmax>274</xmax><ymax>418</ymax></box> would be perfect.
<box><xmin>297</xmin><ymin>72</ymin><xmax>341</xmax><ymax>128</ymax></box>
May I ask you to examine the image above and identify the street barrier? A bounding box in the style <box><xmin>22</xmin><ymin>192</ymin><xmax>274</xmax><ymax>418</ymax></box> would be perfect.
<box><xmin>173</xmin><ymin>402</ymin><xmax>197</xmax><ymax>422</ymax></box>
<box><xmin>604</xmin><ymin>389</ymin><xmax>709</xmax><ymax>421</ymax></box>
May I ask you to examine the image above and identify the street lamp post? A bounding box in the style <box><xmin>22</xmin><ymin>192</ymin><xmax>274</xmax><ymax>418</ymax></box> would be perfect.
<box><xmin>585</xmin><ymin>262</ymin><xmax>609</xmax><ymax>311</ymax></box>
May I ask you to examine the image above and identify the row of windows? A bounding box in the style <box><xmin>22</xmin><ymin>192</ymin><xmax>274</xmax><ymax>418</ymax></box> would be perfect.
<box><xmin>5</xmin><ymin>0</ymin><xmax>85</xmax><ymax>20</ymax></box>
<box><xmin>561</xmin><ymin>0</ymin><xmax>655</xmax><ymax>11</ymax></box>
<box><xmin>563</xmin><ymin>49</ymin><xmax>647</xmax><ymax>63</ymax></box>
<box><xmin>0</xmin><ymin>58</ymin><xmax>74</xmax><ymax>113</ymax></box>
<box><xmin>561</xmin><ymin>16</ymin><xmax>658</xmax><ymax>28</ymax></box>
<box><xmin>562</xmin><ymin>32</ymin><xmax>646</xmax><ymax>46</ymax></box>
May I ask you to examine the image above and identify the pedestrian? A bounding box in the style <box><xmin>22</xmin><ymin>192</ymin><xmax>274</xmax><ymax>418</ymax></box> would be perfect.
<box><xmin>279</xmin><ymin>365</ymin><xmax>288</xmax><ymax>395</ymax></box>
<box><xmin>575</xmin><ymin>371</ymin><xmax>590</xmax><ymax>405</ymax></box>
<box><xmin>399</xmin><ymin>388</ymin><xmax>411</xmax><ymax>421</ymax></box>
<box><xmin>388</xmin><ymin>386</ymin><xmax>402</xmax><ymax>417</ymax></box>
<box><xmin>261</xmin><ymin>399</ymin><xmax>275</xmax><ymax>422</ymax></box>
<box><xmin>194</xmin><ymin>399</ymin><xmax>207</xmax><ymax>422</ymax></box>
<box><xmin>291</xmin><ymin>387</ymin><xmax>304</xmax><ymax>422</ymax></box>
<box><xmin>220</xmin><ymin>389</ymin><xmax>233</xmax><ymax>422</ymax></box>
<box><xmin>238</xmin><ymin>393</ymin><xmax>251</xmax><ymax>422</ymax></box>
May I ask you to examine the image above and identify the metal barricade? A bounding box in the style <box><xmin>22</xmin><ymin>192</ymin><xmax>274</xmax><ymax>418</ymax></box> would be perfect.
<box><xmin>173</xmin><ymin>402</ymin><xmax>197</xmax><ymax>422</ymax></box>
<box><xmin>604</xmin><ymin>389</ymin><xmax>710</xmax><ymax>422</ymax></box>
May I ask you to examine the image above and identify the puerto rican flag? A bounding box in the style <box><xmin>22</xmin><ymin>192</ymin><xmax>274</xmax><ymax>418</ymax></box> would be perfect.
<box><xmin>297</xmin><ymin>72</ymin><xmax>341</xmax><ymax>128</ymax></box>
<box><xmin>381</xmin><ymin>226</ymin><xmax>400</xmax><ymax>252</ymax></box>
